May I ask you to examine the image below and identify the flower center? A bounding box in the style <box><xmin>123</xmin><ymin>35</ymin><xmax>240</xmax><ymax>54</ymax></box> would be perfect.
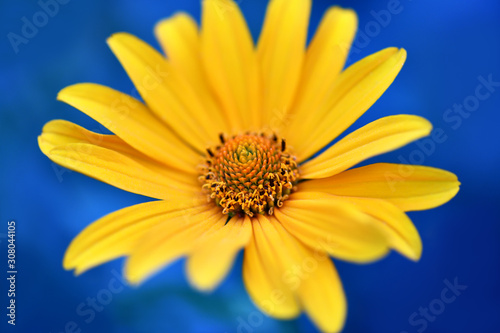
<box><xmin>200</xmin><ymin>133</ymin><xmax>300</xmax><ymax>217</ymax></box>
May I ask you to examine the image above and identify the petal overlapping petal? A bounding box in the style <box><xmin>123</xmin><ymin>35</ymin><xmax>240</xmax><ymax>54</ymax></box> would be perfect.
<box><xmin>300</xmin><ymin>163</ymin><xmax>460</xmax><ymax>211</ymax></box>
<box><xmin>286</xmin><ymin>6</ymin><xmax>357</xmax><ymax>143</ymax></box>
<box><xmin>328</xmin><ymin>196</ymin><xmax>422</xmax><ymax>260</ymax></box>
<box><xmin>301</xmin><ymin>115</ymin><xmax>432</xmax><ymax>179</ymax></box>
<box><xmin>276</xmin><ymin>192</ymin><xmax>390</xmax><ymax>262</ymax></box>
<box><xmin>64</xmin><ymin>199</ymin><xmax>208</xmax><ymax>274</ymax></box>
<box><xmin>201</xmin><ymin>0</ymin><xmax>261</xmax><ymax>131</ymax></box>
<box><xmin>155</xmin><ymin>13</ymin><xmax>230</xmax><ymax>135</ymax></box>
<box><xmin>244</xmin><ymin>215</ymin><xmax>346</xmax><ymax>332</ymax></box>
<box><xmin>258</xmin><ymin>0</ymin><xmax>311</xmax><ymax>128</ymax></box>
<box><xmin>125</xmin><ymin>206</ymin><xmax>225</xmax><ymax>284</ymax></box>
<box><xmin>288</xmin><ymin>48</ymin><xmax>407</xmax><ymax>161</ymax></box>
<box><xmin>38</xmin><ymin>120</ymin><xmax>198</xmax><ymax>196</ymax></box>
<box><xmin>58</xmin><ymin>83</ymin><xmax>200</xmax><ymax>171</ymax></box>
<box><xmin>107</xmin><ymin>33</ymin><xmax>224</xmax><ymax>148</ymax></box>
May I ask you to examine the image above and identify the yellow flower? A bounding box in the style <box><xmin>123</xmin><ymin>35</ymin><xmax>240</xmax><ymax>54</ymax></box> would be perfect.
<box><xmin>38</xmin><ymin>0</ymin><xmax>460</xmax><ymax>331</ymax></box>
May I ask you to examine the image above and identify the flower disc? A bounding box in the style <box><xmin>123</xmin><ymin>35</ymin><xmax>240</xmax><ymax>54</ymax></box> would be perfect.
<box><xmin>201</xmin><ymin>133</ymin><xmax>299</xmax><ymax>217</ymax></box>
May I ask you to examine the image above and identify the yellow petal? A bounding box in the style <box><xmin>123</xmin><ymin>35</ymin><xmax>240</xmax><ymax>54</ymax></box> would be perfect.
<box><xmin>300</xmin><ymin>163</ymin><xmax>460</xmax><ymax>211</ymax></box>
<box><xmin>64</xmin><ymin>199</ymin><xmax>208</xmax><ymax>274</ymax></box>
<box><xmin>58</xmin><ymin>83</ymin><xmax>201</xmax><ymax>171</ymax></box>
<box><xmin>250</xmin><ymin>215</ymin><xmax>346</xmax><ymax>332</ymax></box>
<box><xmin>107</xmin><ymin>33</ymin><xmax>223</xmax><ymax>149</ymax></box>
<box><xmin>301</xmin><ymin>115</ymin><xmax>432</xmax><ymax>179</ymax></box>
<box><xmin>40</xmin><ymin>141</ymin><xmax>184</xmax><ymax>200</ymax></box>
<box><xmin>243</xmin><ymin>215</ymin><xmax>301</xmax><ymax>319</ymax></box>
<box><xmin>154</xmin><ymin>14</ymin><xmax>230</xmax><ymax>134</ymax></box>
<box><xmin>125</xmin><ymin>206</ymin><xmax>225</xmax><ymax>285</ymax></box>
<box><xmin>155</xmin><ymin>13</ymin><xmax>200</xmax><ymax>88</ymax></box>
<box><xmin>295</xmin><ymin>249</ymin><xmax>346</xmax><ymax>333</ymax></box>
<box><xmin>276</xmin><ymin>192</ymin><xmax>390</xmax><ymax>263</ymax></box>
<box><xmin>329</xmin><ymin>196</ymin><xmax>422</xmax><ymax>260</ymax></box>
<box><xmin>290</xmin><ymin>48</ymin><xmax>407</xmax><ymax>160</ymax></box>
<box><xmin>257</xmin><ymin>0</ymin><xmax>311</xmax><ymax>129</ymax></box>
<box><xmin>38</xmin><ymin>120</ymin><xmax>198</xmax><ymax>193</ymax></box>
<box><xmin>288</xmin><ymin>7</ymin><xmax>357</xmax><ymax>144</ymax></box>
<box><xmin>201</xmin><ymin>0</ymin><xmax>261</xmax><ymax>131</ymax></box>
<box><xmin>186</xmin><ymin>215</ymin><xmax>252</xmax><ymax>291</ymax></box>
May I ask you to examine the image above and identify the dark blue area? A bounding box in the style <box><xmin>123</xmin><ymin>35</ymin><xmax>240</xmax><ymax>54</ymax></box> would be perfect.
<box><xmin>1</xmin><ymin>0</ymin><xmax>499</xmax><ymax>332</ymax></box>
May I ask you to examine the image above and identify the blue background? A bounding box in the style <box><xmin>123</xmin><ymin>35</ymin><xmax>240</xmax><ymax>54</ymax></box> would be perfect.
<box><xmin>1</xmin><ymin>0</ymin><xmax>499</xmax><ymax>332</ymax></box>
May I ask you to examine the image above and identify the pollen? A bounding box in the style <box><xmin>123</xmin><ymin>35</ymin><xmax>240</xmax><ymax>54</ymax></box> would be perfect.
<box><xmin>200</xmin><ymin>133</ymin><xmax>300</xmax><ymax>217</ymax></box>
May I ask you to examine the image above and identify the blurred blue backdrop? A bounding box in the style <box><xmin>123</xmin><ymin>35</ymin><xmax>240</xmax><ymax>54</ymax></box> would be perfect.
<box><xmin>1</xmin><ymin>0</ymin><xmax>499</xmax><ymax>332</ymax></box>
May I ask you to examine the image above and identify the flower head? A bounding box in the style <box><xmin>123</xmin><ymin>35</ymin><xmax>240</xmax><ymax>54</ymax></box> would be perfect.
<box><xmin>38</xmin><ymin>0</ymin><xmax>460</xmax><ymax>331</ymax></box>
